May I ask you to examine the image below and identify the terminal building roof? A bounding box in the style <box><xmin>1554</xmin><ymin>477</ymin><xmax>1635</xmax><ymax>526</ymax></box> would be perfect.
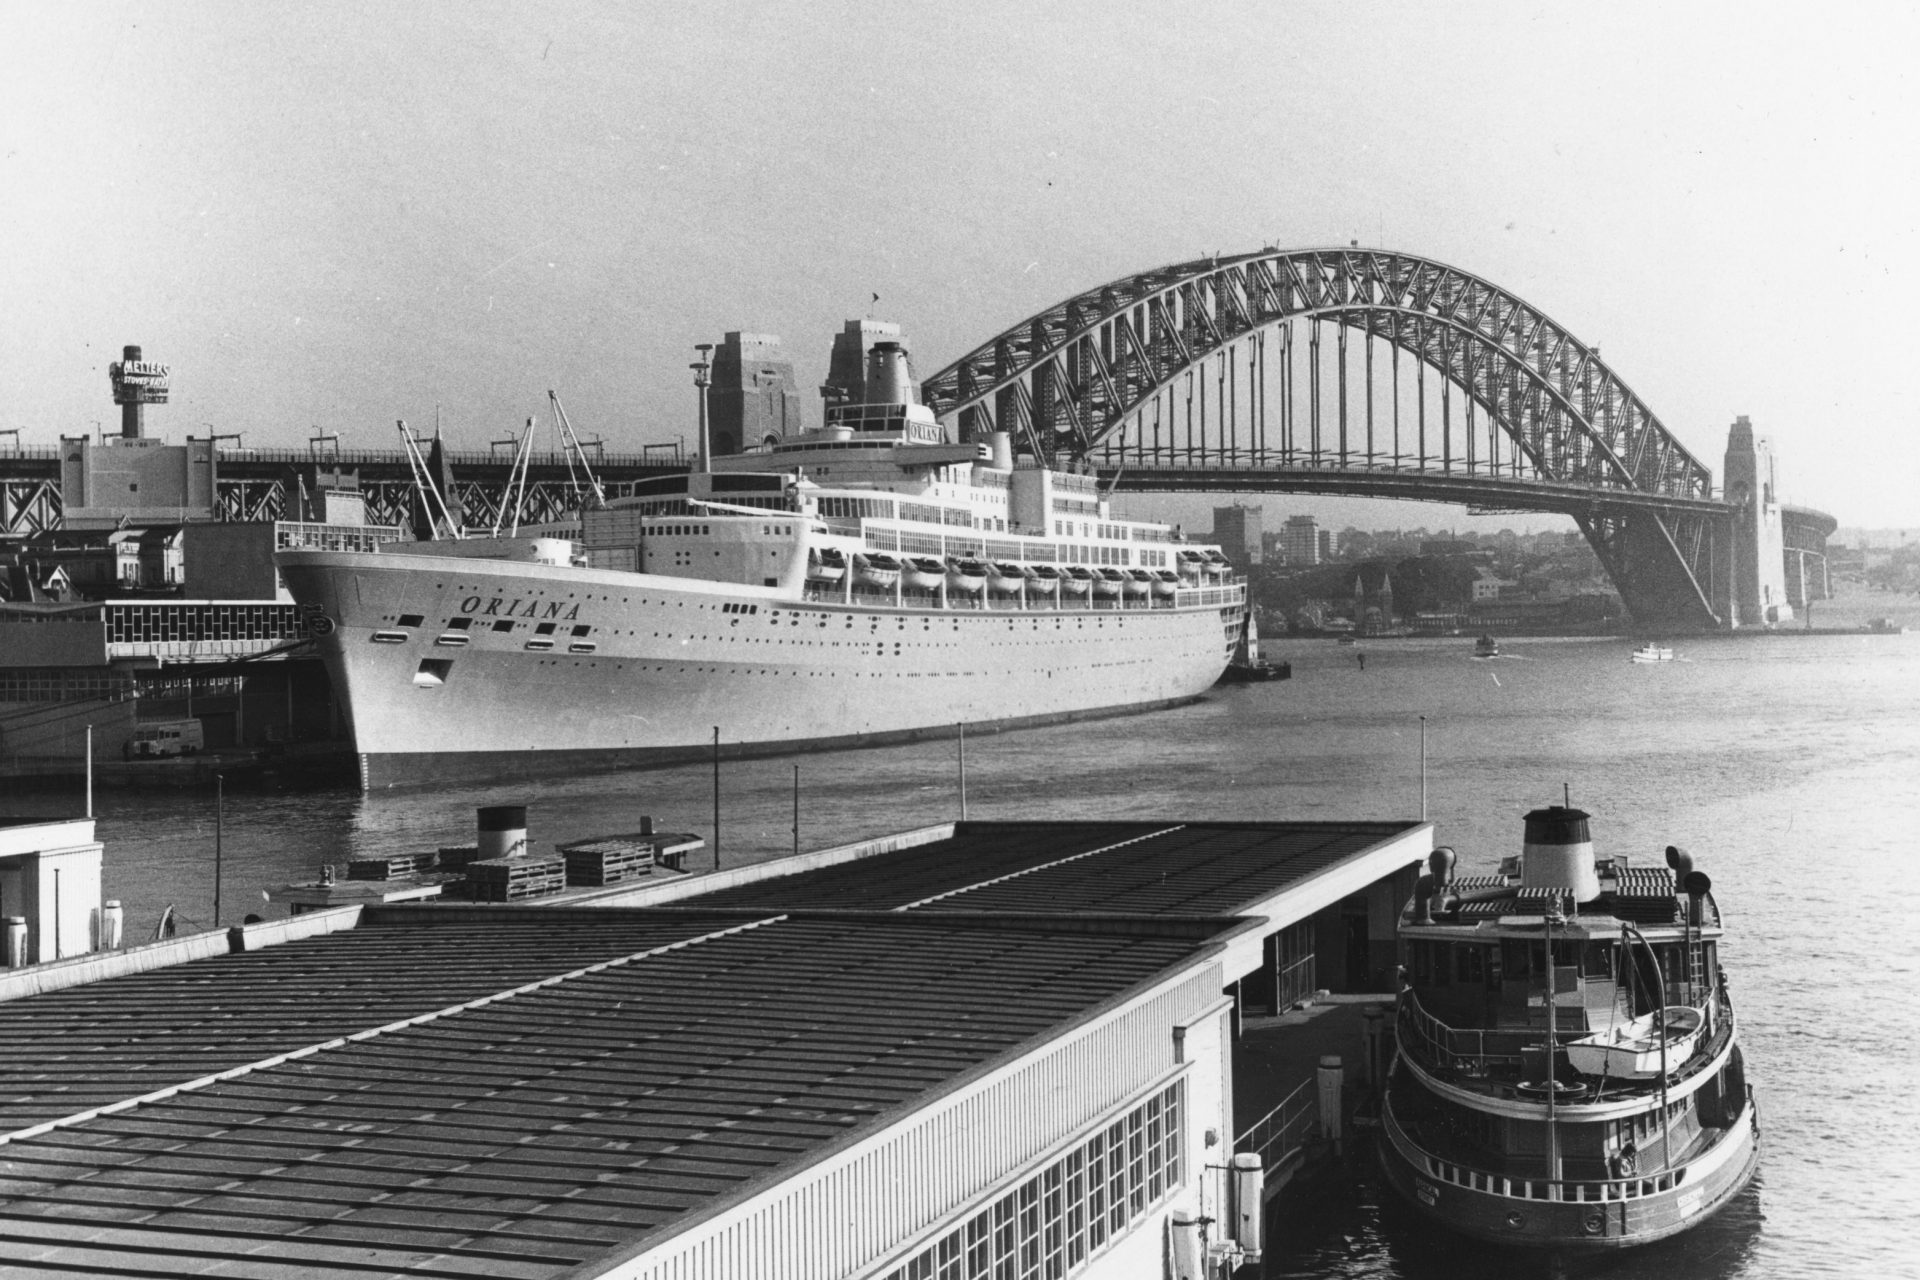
<box><xmin>687</xmin><ymin>819</ymin><xmax>1420</xmax><ymax>914</ymax></box>
<box><xmin>0</xmin><ymin>905</ymin><xmax>1226</xmax><ymax>1280</ymax></box>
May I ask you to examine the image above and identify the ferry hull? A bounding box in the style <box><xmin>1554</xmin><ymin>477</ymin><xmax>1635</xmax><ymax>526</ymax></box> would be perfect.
<box><xmin>282</xmin><ymin>550</ymin><xmax>1243</xmax><ymax>791</ymax></box>
<box><xmin>1377</xmin><ymin>1092</ymin><xmax>1761</xmax><ymax>1251</ymax></box>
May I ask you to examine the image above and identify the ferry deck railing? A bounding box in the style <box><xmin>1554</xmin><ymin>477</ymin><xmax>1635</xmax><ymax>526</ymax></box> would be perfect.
<box><xmin>1382</xmin><ymin>1098</ymin><xmax>1702</xmax><ymax>1205</ymax></box>
<box><xmin>1236</xmin><ymin>1077</ymin><xmax>1318</xmax><ymax>1173</ymax></box>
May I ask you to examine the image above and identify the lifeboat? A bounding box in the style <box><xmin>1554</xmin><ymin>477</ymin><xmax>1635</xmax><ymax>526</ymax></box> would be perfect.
<box><xmin>853</xmin><ymin>552</ymin><xmax>901</xmax><ymax>591</ymax></box>
<box><xmin>1566</xmin><ymin>1006</ymin><xmax>1705</xmax><ymax>1080</ymax></box>
<box><xmin>1152</xmin><ymin>569</ymin><xmax>1180</xmax><ymax>597</ymax></box>
<box><xmin>947</xmin><ymin>557</ymin><xmax>989</xmax><ymax>594</ymax></box>
<box><xmin>1176</xmin><ymin>549</ymin><xmax>1209</xmax><ymax>582</ymax></box>
<box><xmin>1093</xmin><ymin>567</ymin><xmax>1127</xmax><ymax>598</ymax></box>
<box><xmin>1025</xmin><ymin>564</ymin><xmax>1062</xmax><ymax>598</ymax></box>
<box><xmin>902</xmin><ymin>556</ymin><xmax>946</xmax><ymax>591</ymax></box>
<box><xmin>1060</xmin><ymin>565</ymin><xmax>1095</xmax><ymax>596</ymax></box>
<box><xmin>1123</xmin><ymin>568</ymin><xmax>1154</xmax><ymax>596</ymax></box>
<box><xmin>985</xmin><ymin>562</ymin><xmax>1025</xmax><ymax>595</ymax></box>
<box><xmin>1203</xmin><ymin>550</ymin><xmax>1233</xmax><ymax>579</ymax></box>
<box><xmin>806</xmin><ymin>546</ymin><xmax>847</xmax><ymax>584</ymax></box>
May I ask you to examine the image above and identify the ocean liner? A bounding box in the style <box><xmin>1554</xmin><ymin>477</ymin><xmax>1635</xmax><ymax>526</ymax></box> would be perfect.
<box><xmin>1378</xmin><ymin>806</ymin><xmax>1759</xmax><ymax>1250</ymax></box>
<box><xmin>279</xmin><ymin>327</ymin><xmax>1248</xmax><ymax>789</ymax></box>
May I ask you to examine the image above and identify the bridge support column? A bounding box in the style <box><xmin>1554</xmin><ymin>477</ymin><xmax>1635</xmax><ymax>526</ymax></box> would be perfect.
<box><xmin>1723</xmin><ymin>416</ymin><xmax>1793</xmax><ymax>628</ymax></box>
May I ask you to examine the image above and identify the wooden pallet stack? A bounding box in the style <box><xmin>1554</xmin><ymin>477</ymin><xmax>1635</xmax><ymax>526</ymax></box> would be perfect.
<box><xmin>558</xmin><ymin>836</ymin><xmax>660</xmax><ymax>887</ymax></box>
<box><xmin>463</xmin><ymin>853</ymin><xmax>569</xmax><ymax>903</ymax></box>
<box><xmin>345</xmin><ymin>850</ymin><xmax>439</xmax><ymax>881</ymax></box>
<box><xmin>436</xmin><ymin>845</ymin><xmax>483</xmax><ymax>871</ymax></box>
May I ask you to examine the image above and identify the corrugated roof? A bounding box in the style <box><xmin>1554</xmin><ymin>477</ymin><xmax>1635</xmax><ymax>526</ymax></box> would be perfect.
<box><xmin>0</xmin><ymin>907</ymin><xmax>1217</xmax><ymax>1280</ymax></box>
<box><xmin>689</xmin><ymin>820</ymin><xmax>1416</xmax><ymax>914</ymax></box>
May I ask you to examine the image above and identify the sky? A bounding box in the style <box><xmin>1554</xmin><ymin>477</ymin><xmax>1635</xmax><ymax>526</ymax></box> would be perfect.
<box><xmin>2</xmin><ymin>1</ymin><xmax>1916</xmax><ymax>533</ymax></box>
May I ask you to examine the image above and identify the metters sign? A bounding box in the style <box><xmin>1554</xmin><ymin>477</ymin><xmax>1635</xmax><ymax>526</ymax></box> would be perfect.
<box><xmin>110</xmin><ymin>359</ymin><xmax>171</xmax><ymax>403</ymax></box>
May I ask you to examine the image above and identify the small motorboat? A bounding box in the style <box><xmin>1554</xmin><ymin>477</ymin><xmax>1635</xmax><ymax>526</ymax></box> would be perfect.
<box><xmin>1566</xmin><ymin>1006</ymin><xmax>1705</xmax><ymax>1079</ymax></box>
<box><xmin>902</xmin><ymin>556</ymin><xmax>946</xmax><ymax>591</ymax></box>
<box><xmin>853</xmin><ymin>552</ymin><xmax>901</xmax><ymax>591</ymax></box>
<box><xmin>947</xmin><ymin>557</ymin><xmax>990</xmax><ymax>594</ymax></box>
<box><xmin>1631</xmin><ymin>642</ymin><xmax>1675</xmax><ymax>663</ymax></box>
<box><xmin>1473</xmin><ymin>634</ymin><xmax>1500</xmax><ymax>659</ymax></box>
<box><xmin>1060</xmin><ymin>565</ymin><xmax>1095</xmax><ymax>596</ymax></box>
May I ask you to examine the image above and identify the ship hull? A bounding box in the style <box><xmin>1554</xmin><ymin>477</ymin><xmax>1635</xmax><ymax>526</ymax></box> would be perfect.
<box><xmin>1377</xmin><ymin>1080</ymin><xmax>1761</xmax><ymax>1251</ymax></box>
<box><xmin>281</xmin><ymin>550</ymin><xmax>1244</xmax><ymax>791</ymax></box>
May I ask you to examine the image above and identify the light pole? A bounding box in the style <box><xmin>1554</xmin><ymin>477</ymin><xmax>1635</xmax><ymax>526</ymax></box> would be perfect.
<box><xmin>690</xmin><ymin>346</ymin><xmax>714</xmax><ymax>472</ymax></box>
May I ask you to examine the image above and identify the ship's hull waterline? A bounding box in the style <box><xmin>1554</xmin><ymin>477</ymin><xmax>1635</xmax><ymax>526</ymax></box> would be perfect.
<box><xmin>282</xmin><ymin>550</ymin><xmax>1244</xmax><ymax>791</ymax></box>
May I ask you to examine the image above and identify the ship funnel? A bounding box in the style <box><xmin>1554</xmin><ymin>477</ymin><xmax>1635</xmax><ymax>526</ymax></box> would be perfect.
<box><xmin>1519</xmin><ymin>805</ymin><xmax>1601</xmax><ymax>904</ymax></box>
<box><xmin>863</xmin><ymin>342</ymin><xmax>914</xmax><ymax>405</ymax></box>
<box><xmin>989</xmin><ymin>431</ymin><xmax>1014</xmax><ymax>471</ymax></box>
<box><xmin>477</xmin><ymin>805</ymin><xmax>528</xmax><ymax>861</ymax></box>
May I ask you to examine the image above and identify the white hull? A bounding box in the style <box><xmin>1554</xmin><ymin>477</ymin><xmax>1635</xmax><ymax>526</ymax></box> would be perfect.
<box><xmin>282</xmin><ymin>550</ymin><xmax>1244</xmax><ymax>790</ymax></box>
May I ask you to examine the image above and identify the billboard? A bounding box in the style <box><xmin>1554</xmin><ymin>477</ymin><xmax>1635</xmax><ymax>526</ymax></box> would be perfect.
<box><xmin>110</xmin><ymin>359</ymin><xmax>171</xmax><ymax>405</ymax></box>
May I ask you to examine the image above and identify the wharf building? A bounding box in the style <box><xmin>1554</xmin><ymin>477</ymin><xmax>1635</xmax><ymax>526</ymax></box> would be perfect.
<box><xmin>0</xmin><ymin>815</ymin><xmax>1428</xmax><ymax>1278</ymax></box>
<box><xmin>0</xmin><ymin>346</ymin><xmax>384</xmax><ymax>774</ymax></box>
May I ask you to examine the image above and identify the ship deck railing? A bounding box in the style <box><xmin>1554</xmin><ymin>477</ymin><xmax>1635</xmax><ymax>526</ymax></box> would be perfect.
<box><xmin>1236</xmin><ymin>1076</ymin><xmax>1318</xmax><ymax>1173</ymax></box>
<box><xmin>1397</xmin><ymin>990</ymin><xmax>1735</xmax><ymax>1098</ymax></box>
<box><xmin>1384</xmin><ymin>1097</ymin><xmax>1695</xmax><ymax>1204</ymax></box>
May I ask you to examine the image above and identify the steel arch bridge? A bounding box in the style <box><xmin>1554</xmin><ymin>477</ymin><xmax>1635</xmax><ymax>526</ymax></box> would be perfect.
<box><xmin>921</xmin><ymin>248</ymin><xmax>1815</xmax><ymax>631</ymax></box>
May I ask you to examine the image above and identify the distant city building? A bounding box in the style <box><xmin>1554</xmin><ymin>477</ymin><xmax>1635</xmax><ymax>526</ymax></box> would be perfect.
<box><xmin>709</xmin><ymin>332</ymin><xmax>803</xmax><ymax>456</ymax></box>
<box><xmin>1471</xmin><ymin>572</ymin><xmax>1512</xmax><ymax>603</ymax></box>
<box><xmin>1317</xmin><ymin>529</ymin><xmax>1332</xmax><ymax>562</ymax></box>
<box><xmin>1211</xmin><ymin>504</ymin><xmax>1262</xmax><ymax>570</ymax></box>
<box><xmin>1281</xmin><ymin>515</ymin><xmax>1320</xmax><ymax>566</ymax></box>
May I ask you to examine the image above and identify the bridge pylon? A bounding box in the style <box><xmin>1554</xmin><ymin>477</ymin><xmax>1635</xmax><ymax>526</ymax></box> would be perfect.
<box><xmin>1722</xmin><ymin>416</ymin><xmax>1792</xmax><ymax>627</ymax></box>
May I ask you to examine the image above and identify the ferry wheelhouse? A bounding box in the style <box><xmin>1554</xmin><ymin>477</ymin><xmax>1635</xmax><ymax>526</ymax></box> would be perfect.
<box><xmin>1378</xmin><ymin>806</ymin><xmax>1758</xmax><ymax>1250</ymax></box>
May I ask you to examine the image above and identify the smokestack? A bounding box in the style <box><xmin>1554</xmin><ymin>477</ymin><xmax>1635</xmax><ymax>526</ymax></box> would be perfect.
<box><xmin>1519</xmin><ymin>805</ymin><xmax>1601</xmax><ymax>904</ymax></box>
<box><xmin>120</xmin><ymin>345</ymin><xmax>142</xmax><ymax>439</ymax></box>
<box><xmin>863</xmin><ymin>342</ymin><xmax>913</xmax><ymax>405</ymax></box>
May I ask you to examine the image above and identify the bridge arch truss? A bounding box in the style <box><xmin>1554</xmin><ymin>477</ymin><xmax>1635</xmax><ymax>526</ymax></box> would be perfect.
<box><xmin>923</xmin><ymin>249</ymin><xmax>1735</xmax><ymax>629</ymax></box>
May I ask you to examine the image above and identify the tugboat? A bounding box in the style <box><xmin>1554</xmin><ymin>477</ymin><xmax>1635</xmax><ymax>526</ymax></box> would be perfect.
<box><xmin>1630</xmin><ymin>642</ymin><xmax>1675</xmax><ymax>664</ymax></box>
<box><xmin>1378</xmin><ymin>806</ymin><xmax>1758</xmax><ymax>1250</ymax></box>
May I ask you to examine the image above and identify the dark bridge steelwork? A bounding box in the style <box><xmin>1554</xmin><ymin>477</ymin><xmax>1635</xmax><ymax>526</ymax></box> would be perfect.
<box><xmin>922</xmin><ymin>248</ymin><xmax>1767</xmax><ymax>630</ymax></box>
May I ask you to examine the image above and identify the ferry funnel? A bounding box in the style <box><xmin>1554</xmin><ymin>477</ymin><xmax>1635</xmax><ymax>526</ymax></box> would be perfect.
<box><xmin>864</xmin><ymin>342</ymin><xmax>914</xmax><ymax>405</ymax></box>
<box><xmin>1519</xmin><ymin>805</ymin><xmax>1601</xmax><ymax>904</ymax></box>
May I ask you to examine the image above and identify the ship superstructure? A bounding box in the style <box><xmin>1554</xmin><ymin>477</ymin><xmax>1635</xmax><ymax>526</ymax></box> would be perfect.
<box><xmin>1378</xmin><ymin>806</ymin><xmax>1759</xmax><ymax>1249</ymax></box>
<box><xmin>279</xmin><ymin>328</ymin><xmax>1248</xmax><ymax>789</ymax></box>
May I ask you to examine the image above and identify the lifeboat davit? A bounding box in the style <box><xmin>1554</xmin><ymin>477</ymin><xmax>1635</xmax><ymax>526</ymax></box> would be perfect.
<box><xmin>1060</xmin><ymin>565</ymin><xmax>1095</xmax><ymax>596</ymax></box>
<box><xmin>985</xmin><ymin>561</ymin><xmax>1025</xmax><ymax>594</ymax></box>
<box><xmin>947</xmin><ymin>557</ymin><xmax>989</xmax><ymax>594</ymax></box>
<box><xmin>1025</xmin><ymin>564</ymin><xmax>1062</xmax><ymax>599</ymax></box>
<box><xmin>1152</xmin><ymin>569</ymin><xmax>1180</xmax><ymax>597</ymax></box>
<box><xmin>1203</xmin><ymin>550</ymin><xmax>1233</xmax><ymax>578</ymax></box>
<box><xmin>902</xmin><ymin>556</ymin><xmax>946</xmax><ymax>591</ymax></box>
<box><xmin>1093</xmin><ymin>567</ymin><xmax>1126</xmax><ymax>597</ymax></box>
<box><xmin>806</xmin><ymin>546</ymin><xmax>847</xmax><ymax>583</ymax></box>
<box><xmin>854</xmin><ymin>552</ymin><xmax>901</xmax><ymax>590</ymax></box>
<box><xmin>1177</xmin><ymin>549</ymin><xmax>1209</xmax><ymax>583</ymax></box>
<box><xmin>1123</xmin><ymin>568</ymin><xmax>1154</xmax><ymax>596</ymax></box>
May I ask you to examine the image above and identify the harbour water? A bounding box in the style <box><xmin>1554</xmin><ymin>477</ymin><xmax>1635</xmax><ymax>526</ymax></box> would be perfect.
<box><xmin>5</xmin><ymin>590</ymin><xmax>1916</xmax><ymax>1279</ymax></box>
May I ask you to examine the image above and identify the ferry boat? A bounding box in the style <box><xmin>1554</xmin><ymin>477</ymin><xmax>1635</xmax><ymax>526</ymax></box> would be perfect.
<box><xmin>278</xmin><ymin>330</ymin><xmax>1248</xmax><ymax>789</ymax></box>
<box><xmin>1630</xmin><ymin>643</ymin><xmax>1675</xmax><ymax>664</ymax></box>
<box><xmin>1378</xmin><ymin>805</ymin><xmax>1758</xmax><ymax>1251</ymax></box>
